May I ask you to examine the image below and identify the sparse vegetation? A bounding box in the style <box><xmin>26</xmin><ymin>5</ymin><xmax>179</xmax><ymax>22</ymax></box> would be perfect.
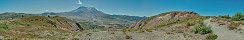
<box><xmin>125</xmin><ymin>35</ymin><xmax>132</xmax><ymax>39</ymax></box>
<box><xmin>22</xmin><ymin>22</ymin><xmax>31</xmax><ymax>26</ymax></box>
<box><xmin>229</xmin><ymin>22</ymin><xmax>238</xmax><ymax>30</ymax></box>
<box><xmin>231</xmin><ymin>12</ymin><xmax>244</xmax><ymax>21</ymax></box>
<box><xmin>206</xmin><ymin>34</ymin><xmax>218</xmax><ymax>40</ymax></box>
<box><xmin>219</xmin><ymin>15</ymin><xmax>231</xmax><ymax>19</ymax></box>
<box><xmin>12</xmin><ymin>21</ymin><xmax>31</xmax><ymax>27</ymax></box>
<box><xmin>0</xmin><ymin>10</ymin><xmax>241</xmax><ymax>40</ymax></box>
<box><xmin>186</xmin><ymin>17</ymin><xmax>209</xmax><ymax>26</ymax></box>
<box><xmin>193</xmin><ymin>24</ymin><xmax>212</xmax><ymax>34</ymax></box>
<box><xmin>0</xmin><ymin>23</ymin><xmax>9</xmax><ymax>30</ymax></box>
<box><xmin>146</xmin><ymin>29</ymin><xmax>153</xmax><ymax>32</ymax></box>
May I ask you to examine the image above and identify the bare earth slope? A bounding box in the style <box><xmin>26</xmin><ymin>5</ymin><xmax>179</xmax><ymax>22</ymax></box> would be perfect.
<box><xmin>1</xmin><ymin>11</ymin><xmax>208</xmax><ymax>40</ymax></box>
<box><xmin>72</xmin><ymin>30</ymin><xmax>205</xmax><ymax>40</ymax></box>
<box><xmin>0</xmin><ymin>16</ymin><xmax>83</xmax><ymax>39</ymax></box>
<box><xmin>204</xmin><ymin>18</ymin><xmax>244</xmax><ymax>40</ymax></box>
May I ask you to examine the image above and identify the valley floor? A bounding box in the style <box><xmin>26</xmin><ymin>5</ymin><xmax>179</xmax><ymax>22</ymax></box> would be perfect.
<box><xmin>72</xmin><ymin>30</ymin><xmax>205</xmax><ymax>40</ymax></box>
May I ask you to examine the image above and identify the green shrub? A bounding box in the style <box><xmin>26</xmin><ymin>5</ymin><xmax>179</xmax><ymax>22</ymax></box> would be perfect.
<box><xmin>219</xmin><ymin>15</ymin><xmax>231</xmax><ymax>19</ymax></box>
<box><xmin>193</xmin><ymin>24</ymin><xmax>212</xmax><ymax>34</ymax></box>
<box><xmin>206</xmin><ymin>34</ymin><xmax>218</xmax><ymax>40</ymax></box>
<box><xmin>231</xmin><ymin>12</ymin><xmax>244</xmax><ymax>21</ymax></box>
<box><xmin>15</xmin><ymin>22</ymin><xmax>31</xmax><ymax>26</ymax></box>
<box><xmin>23</xmin><ymin>22</ymin><xmax>31</xmax><ymax>26</ymax></box>
<box><xmin>0</xmin><ymin>23</ymin><xmax>9</xmax><ymax>30</ymax></box>
<box><xmin>240</xmin><ymin>17</ymin><xmax>244</xmax><ymax>20</ymax></box>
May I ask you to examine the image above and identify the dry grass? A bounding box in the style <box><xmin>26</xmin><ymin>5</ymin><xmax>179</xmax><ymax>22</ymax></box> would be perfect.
<box><xmin>0</xmin><ymin>16</ymin><xmax>78</xmax><ymax>39</ymax></box>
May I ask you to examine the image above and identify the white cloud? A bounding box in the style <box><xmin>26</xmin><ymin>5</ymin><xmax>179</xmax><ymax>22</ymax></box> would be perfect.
<box><xmin>77</xmin><ymin>0</ymin><xmax>82</xmax><ymax>5</ymax></box>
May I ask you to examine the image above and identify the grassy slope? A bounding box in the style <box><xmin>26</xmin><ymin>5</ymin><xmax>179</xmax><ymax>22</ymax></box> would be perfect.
<box><xmin>0</xmin><ymin>16</ymin><xmax>79</xmax><ymax>39</ymax></box>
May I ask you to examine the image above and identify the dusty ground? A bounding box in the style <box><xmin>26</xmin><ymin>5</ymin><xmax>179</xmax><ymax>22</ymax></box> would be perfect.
<box><xmin>204</xmin><ymin>18</ymin><xmax>244</xmax><ymax>40</ymax></box>
<box><xmin>69</xmin><ymin>29</ymin><xmax>205</xmax><ymax>40</ymax></box>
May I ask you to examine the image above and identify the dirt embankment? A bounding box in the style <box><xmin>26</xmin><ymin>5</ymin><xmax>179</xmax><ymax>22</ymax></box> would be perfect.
<box><xmin>204</xmin><ymin>18</ymin><xmax>244</xmax><ymax>40</ymax></box>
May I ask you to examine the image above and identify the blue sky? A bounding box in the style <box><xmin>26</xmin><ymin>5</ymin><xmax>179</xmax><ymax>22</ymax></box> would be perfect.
<box><xmin>0</xmin><ymin>0</ymin><xmax>243</xmax><ymax>16</ymax></box>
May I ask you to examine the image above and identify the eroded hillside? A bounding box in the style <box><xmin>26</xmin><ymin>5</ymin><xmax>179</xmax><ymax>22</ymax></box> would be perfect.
<box><xmin>3</xmin><ymin>11</ymin><xmax>243</xmax><ymax>40</ymax></box>
<box><xmin>0</xmin><ymin>16</ymin><xmax>82</xmax><ymax>39</ymax></box>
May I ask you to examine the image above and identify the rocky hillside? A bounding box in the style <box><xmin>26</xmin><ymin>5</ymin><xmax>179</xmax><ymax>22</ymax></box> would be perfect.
<box><xmin>41</xmin><ymin>6</ymin><xmax>145</xmax><ymax>29</ymax></box>
<box><xmin>0</xmin><ymin>11</ymin><xmax>211</xmax><ymax>40</ymax></box>
<box><xmin>0</xmin><ymin>16</ymin><xmax>83</xmax><ymax>39</ymax></box>
<box><xmin>130</xmin><ymin>11</ymin><xmax>205</xmax><ymax>29</ymax></box>
<box><xmin>6</xmin><ymin>11</ymin><xmax>242</xmax><ymax>40</ymax></box>
<box><xmin>58</xmin><ymin>11</ymin><xmax>209</xmax><ymax>40</ymax></box>
<box><xmin>120</xmin><ymin>11</ymin><xmax>210</xmax><ymax>40</ymax></box>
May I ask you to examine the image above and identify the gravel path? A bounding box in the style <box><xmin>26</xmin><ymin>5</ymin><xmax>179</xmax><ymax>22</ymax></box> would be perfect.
<box><xmin>74</xmin><ymin>30</ymin><xmax>205</xmax><ymax>40</ymax></box>
<box><xmin>204</xmin><ymin>18</ymin><xmax>244</xmax><ymax>40</ymax></box>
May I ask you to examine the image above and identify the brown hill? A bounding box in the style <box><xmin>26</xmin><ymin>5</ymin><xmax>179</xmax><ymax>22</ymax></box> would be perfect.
<box><xmin>0</xmin><ymin>16</ymin><xmax>82</xmax><ymax>39</ymax></box>
<box><xmin>130</xmin><ymin>11</ymin><xmax>203</xmax><ymax>29</ymax></box>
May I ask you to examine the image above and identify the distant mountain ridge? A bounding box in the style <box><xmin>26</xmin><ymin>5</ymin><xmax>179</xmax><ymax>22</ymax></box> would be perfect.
<box><xmin>41</xmin><ymin>6</ymin><xmax>145</xmax><ymax>29</ymax></box>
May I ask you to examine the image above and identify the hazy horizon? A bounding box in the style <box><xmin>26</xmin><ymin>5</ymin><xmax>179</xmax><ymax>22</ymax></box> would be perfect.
<box><xmin>0</xmin><ymin>0</ymin><xmax>244</xmax><ymax>16</ymax></box>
